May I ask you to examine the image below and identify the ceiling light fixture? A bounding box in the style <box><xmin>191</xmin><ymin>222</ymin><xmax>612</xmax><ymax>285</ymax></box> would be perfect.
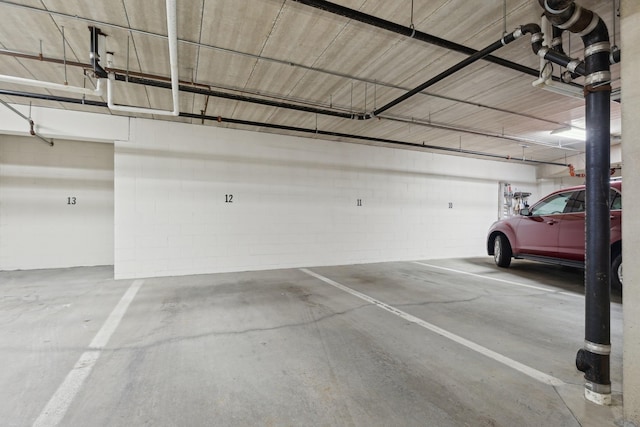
<box><xmin>533</xmin><ymin>77</ymin><xmax>585</xmax><ymax>100</ymax></box>
<box><xmin>550</xmin><ymin>126</ymin><xmax>586</xmax><ymax>141</ymax></box>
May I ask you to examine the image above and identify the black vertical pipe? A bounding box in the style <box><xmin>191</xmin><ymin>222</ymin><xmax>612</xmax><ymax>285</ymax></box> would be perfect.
<box><xmin>580</xmin><ymin>16</ymin><xmax>612</xmax><ymax>400</ymax></box>
<box><xmin>540</xmin><ymin>0</ymin><xmax>612</xmax><ymax>403</ymax></box>
<box><xmin>88</xmin><ymin>26</ymin><xmax>107</xmax><ymax>78</ymax></box>
<box><xmin>579</xmin><ymin>85</ymin><xmax>611</xmax><ymax>395</ymax></box>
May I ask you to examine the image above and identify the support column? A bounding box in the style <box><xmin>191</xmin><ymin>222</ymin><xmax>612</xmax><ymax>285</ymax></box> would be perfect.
<box><xmin>622</xmin><ymin>1</ymin><xmax>640</xmax><ymax>424</ymax></box>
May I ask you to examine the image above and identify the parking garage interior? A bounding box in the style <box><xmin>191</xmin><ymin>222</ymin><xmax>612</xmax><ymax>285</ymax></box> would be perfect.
<box><xmin>0</xmin><ymin>0</ymin><xmax>639</xmax><ymax>426</ymax></box>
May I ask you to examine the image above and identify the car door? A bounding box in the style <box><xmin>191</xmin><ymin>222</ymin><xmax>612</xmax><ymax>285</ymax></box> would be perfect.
<box><xmin>515</xmin><ymin>191</ymin><xmax>573</xmax><ymax>257</ymax></box>
<box><xmin>557</xmin><ymin>190</ymin><xmax>585</xmax><ymax>262</ymax></box>
<box><xmin>558</xmin><ymin>188</ymin><xmax>622</xmax><ymax>262</ymax></box>
<box><xmin>610</xmin><ymin>187</ymin><xmax>622</xmax><ymax>242</ymax></box>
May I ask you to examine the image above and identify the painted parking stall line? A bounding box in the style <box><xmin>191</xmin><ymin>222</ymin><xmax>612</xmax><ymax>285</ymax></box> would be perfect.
<box><xmin>32</xmin><ymin>279</ymin><xmax>144</xmax><ymax>427</ymax></box>
<box><xmin>300</xmin><ymin>268</ymin><xmax>565</xmax><ymax>387</ymax></box>
<box><xmin>413</xmin><ymin>261</ymin><xmax>581</xmax><ymax>298</ymax></box>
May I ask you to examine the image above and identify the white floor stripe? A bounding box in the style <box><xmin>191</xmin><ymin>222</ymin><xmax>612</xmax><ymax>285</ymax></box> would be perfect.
<box><xmin>300</xmin><ymin>268</ymin><xmax>565</xmax><ymax>387</ymax></box>
<box><xmin>32</xmin><ymin>279</ymin><xmax>144</xmax><ymax>427</ymax></box>
<box><xmin>413</xmin><ymin>262</ymin><xmax>581</xmax><ymax>298</ymax></box>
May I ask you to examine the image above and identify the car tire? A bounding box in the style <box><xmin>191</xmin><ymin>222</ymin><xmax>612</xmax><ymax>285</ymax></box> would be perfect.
<box><xmin>494</xmin><ymin>234</ymin><xmax>512</xmax><ymax>268</ymax></box>
<box><xmin>611</xmin><ymin>252</ymin><xmax>622</xmax><ymax>290</ymax></box>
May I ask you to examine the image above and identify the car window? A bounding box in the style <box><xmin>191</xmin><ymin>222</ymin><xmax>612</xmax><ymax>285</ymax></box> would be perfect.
<box><xmin>531</xmin><ymin>192</ymin><xmax>573</xmax><ymax>216</ymax></box>
<box><xmin>611</xmin><ymin>189</ymin><xmax>622</xmax><ymax>210</ymax></box>
<box><xmin>566</xmin><ymin>190</ymin><xmax>585</xmax><ymax>213</ymax></box>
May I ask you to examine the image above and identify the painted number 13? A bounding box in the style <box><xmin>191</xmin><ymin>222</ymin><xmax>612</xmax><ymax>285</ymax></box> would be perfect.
<box><xmin>67</xmin><ymin>197</ymin><xmax>77</xmax><ymax>205</ymax></box>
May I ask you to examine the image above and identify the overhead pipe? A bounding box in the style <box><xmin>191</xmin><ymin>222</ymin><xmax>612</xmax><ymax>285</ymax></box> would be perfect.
<box><xmin>179</xmin><ymin>112</ymin><xmax>568</xmax><ymax>166</ymax></box>
<box><xmin>0</xmin><ymin>89</ymin><xmax>107</xmax><ymax>107</ymax></box>
<box><xmin>292</xmin><ymin>0</ymin><xmax>560</xmax><ymax>81</ymax></box>
<box><xmin>106</xmin><ymin>0</ymin><xmax>179</xmax><ymax>116</ymax></box>
<box><xmin>0</xmin><ymin>74</ymin><xmax>104</xmax><ymax>96</ymax></box>
<box><xmin>0</xmin><ymin>88</ymin><xmax>571</xmax><ymax>168</ymax></box>
<box><xmin>0</xmin><ymin>26</ymin><xmax>105</xmax><ymax>97</ymax></box>
<box><xmin>107</xmin><ymin>72</ymin><xmax>579</xmax><ymax>150</ymax></box>
<box><xmin>110</xmin><ymin>73</ymin><xmax>358</xmax><ymax>119</ymax></box>
<box><xmin>2</xmin><ymin>0</ymin><xmax>587</xmax><ymax>105</ymax></box>
<box><xmin>538</xmin><ymin>0</ymin><xmax>612</xmax><ymax>406</ymax></box>
<box><xmin>370</xmin><ymin>25</ymin><xmax>547</xmax><ymax>117</ymax></box>
<box><xmin>0</xmin><ymin>48</ymin><xmax>583</xmax><ymax>151</ymax></box>
<box><xmin>0</xmin><ymin>25</ymin><xmax>107</xmax><ymax>96</ymax></box>
<box><xmin>0</xmin><ymin>47</ymin><xmax>588</xmax><ymax>133</ymax></box>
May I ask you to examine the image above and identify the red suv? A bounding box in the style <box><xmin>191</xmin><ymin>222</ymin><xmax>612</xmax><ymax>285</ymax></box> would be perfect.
<box><xmin>487</xmin><ymin>181</ymin><xmax>622</xmax><ymax>288</ymax></box>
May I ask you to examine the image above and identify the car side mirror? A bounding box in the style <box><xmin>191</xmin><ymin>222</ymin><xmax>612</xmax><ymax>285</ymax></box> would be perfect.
<box><xmin>520</xmin><ymin>208</ymin><xmax>531</xmax><ymax>216</ymax></box>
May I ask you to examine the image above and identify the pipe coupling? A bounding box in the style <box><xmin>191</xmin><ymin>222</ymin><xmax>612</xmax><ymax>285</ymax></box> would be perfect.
<box><xmin>566</xmin><ymin>59</ymin><xmax>582</xmax><ymax>73</ymax></box>
<box><xmin>584</xmin><ymin>41</ymin><xmax>610</xmax><ymax>58</ymax></box>
<box><xmin>537</xmin><ymin>47</ymin><xmax>550</xmax><ymax>58</ymax></box>
<box><xmin>584</xmin><ymin>340</ymin><xmax>611</xmax><ymax>356</ymax></box>
<box><xmin>544</xmin><ymin>0</ymin><xmax>572</xmax><ymax>14</ymax></box>
<box><xmin>561</xmin><ymin>70</ymin><xmax>574</xmax><ymax>83</ymax></box>
<box><xmin>610</xmin><ymin>47</ymin><xmax>621</xmax><ymax>64</ymax></box>
<box><xmin>585</xmin><ymin>380</ymin><xmax>612</xmax><ymax>395</ymax></box>
<box><xmin>585</xmin><ymin>71</ymin><xmax>611</xmax><ymax>86</ymax></box>
<box><xmin>557</xmin><ymin>5</ymin><xmax>582</xmax><ymax>30</ymax></box>
<box><xmin>531</xmin><ymin>33</ymin><xmax>544</xmax><ymax>44</ymax></box>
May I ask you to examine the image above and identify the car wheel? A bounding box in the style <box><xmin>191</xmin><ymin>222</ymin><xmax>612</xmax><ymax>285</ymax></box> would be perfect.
<box><xmin>611</xmin><ymin>252</ymin><xmax>622</xmax><ymax>290</ymax></box>
<box><xmin>494</xmin><ymin>234</ymin><xmax>512</xmax><ymax>268</ymax></box>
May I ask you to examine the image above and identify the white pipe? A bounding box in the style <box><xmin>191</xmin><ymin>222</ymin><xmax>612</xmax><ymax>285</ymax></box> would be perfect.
<box><xmin>0</xmin><ymin>74</ymin><xmax>104</xmax><ymax>96</ymax></box>
<box><xmin>107</xmin><ymin>0</ymin><xmax>179</xmax><ymax>116</ymax></box>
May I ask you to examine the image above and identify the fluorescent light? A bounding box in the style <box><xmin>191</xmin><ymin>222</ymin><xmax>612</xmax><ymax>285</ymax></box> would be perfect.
<box><xmin>532</xmin><ymin>77</ymin><xmax>585</xmax><ymax>100</ymax></box>
<box><xmin>550</xmin><ymin>126</ymin><xmax>586</xmax><ymax>141</ymax></box>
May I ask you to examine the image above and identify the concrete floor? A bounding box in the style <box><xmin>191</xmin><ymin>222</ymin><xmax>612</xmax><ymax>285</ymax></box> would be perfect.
<box><xmin>0</xmin><ymin>258</ymin><xmax>624</xmax><ymax>426</ymax></box>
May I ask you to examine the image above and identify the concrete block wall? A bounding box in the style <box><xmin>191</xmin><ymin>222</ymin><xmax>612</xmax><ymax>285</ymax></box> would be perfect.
<box><xmin>115</xmin><ymin>118</ymin><xmax>537</xmax><ymax>279</ymax></box>
<box><xmin>0</xmin><ymin>135</ymin><xmax>114</xmax><ymax>270</ymax></box>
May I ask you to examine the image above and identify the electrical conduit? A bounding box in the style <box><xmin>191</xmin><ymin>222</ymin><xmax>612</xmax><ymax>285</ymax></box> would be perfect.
<box><xmin>106</xmin><ymin>0</ymin><xmax>179</xmax><ymax>116</ymax></box>
<box><xmin>0</xmin><ymin>73</ymin><xmax>104</xmax><ymax>97</ymax></box>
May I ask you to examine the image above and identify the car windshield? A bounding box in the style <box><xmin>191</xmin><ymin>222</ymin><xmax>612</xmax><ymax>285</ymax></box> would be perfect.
<box><xmin>531</xmin><ymin>192</ymin><xmax>572</xmax><ymax>216</ymax></box>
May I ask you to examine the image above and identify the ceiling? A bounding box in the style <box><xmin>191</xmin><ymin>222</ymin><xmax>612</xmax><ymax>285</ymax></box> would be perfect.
<box><xmin>0</xmin><ymin>0</ymin><xmax>622</xmax><ymax>167</ymax></box>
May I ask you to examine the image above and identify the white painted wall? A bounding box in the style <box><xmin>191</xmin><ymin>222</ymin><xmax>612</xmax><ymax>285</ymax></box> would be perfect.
<box><xmin>0</xmin><ymin>135</ymin><xmax>114</xmax><ymax>270</ymax></box>
<box><xmin>115</xmin><ymin>118</ymin><xmax>537</xmax><ymax>279</ymax></box>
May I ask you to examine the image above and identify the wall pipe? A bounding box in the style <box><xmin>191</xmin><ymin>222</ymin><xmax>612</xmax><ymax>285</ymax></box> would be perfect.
<box><xmin>0</xmin><ymin>88</ymin><xmax>570</xmax><ymax>167</ymax></box>
<box><xmin>539</xmin><ymin>0</ymin><xmax>612</xmax><ymax>406</ymax></box>
<box><xmin>180</xmin><ymin>112</ymin><xmax>569</xmax><ymax>166</ymax></box>
<box><xmin>106</xmin><ymin>0</ymin><xmax>179</xmax><ymax>116</ymax></box>
<box><xmin>0</xmin><ymin>98</ymin><xmax>53</xmax><ymax>146</ymax></box>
